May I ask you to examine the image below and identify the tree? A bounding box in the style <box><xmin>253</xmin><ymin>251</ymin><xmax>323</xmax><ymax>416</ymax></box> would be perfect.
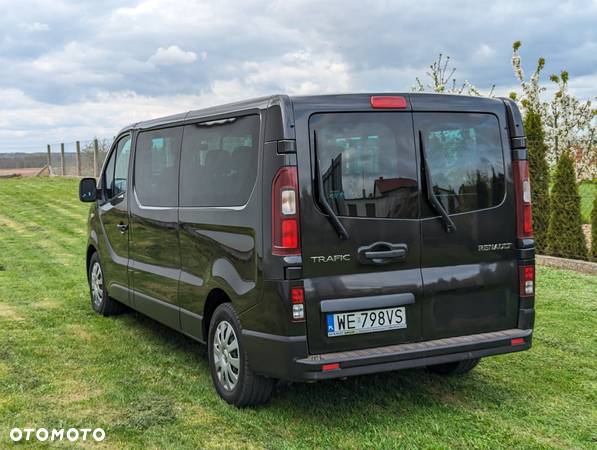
<box><xmin>546</xmin><ymin>151</ymin><xmax>587</xmax><ymax>260</ymax></box>
<box><xmin>413</xmin><ymin>54</ymin><xmax>495</xmax><ymax>97</ymax></box>
<box><xmin>510</xmin><ymin>41</ymin><xmax>551</xmax><ymax>253</ymax></box>
<box><xmin>511</xmin><ymin>41</ymin><xmax>596</xmax><ymax>181</ymax></box>
<box><xmin>524</xmin><ymin>110</ymin><xmax>551</xmax><ymax>253</ymax></box>
<box><xmin>591</xmin><ymin>191</ymin><xmax>597</xmax><ymax>261</ymax></box>
<box><xmin>544</xmin><ymin>72</ymin><xmax>596</xmax><ymax>180</ymax></box>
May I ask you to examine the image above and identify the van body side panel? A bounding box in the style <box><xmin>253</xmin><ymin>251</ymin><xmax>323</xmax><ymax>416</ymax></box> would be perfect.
<box><xmin>177</xmin><ymin>211</ymin><xmax>261</xmax><ymax>317</ymax></box>
<box><xmin>128</xmin><ymin>126</ymin><xmax>183</xmax><ymax>331</ymax></box>
<box><xmin>177</xmin><ymin>112</ymin><xmax>266</xmax><ymax>339</ymax></box>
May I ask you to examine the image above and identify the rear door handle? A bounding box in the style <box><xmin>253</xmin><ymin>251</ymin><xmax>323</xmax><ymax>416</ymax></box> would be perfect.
<box><xmin>358</xmin><ymin>242</ymin><xmax>408</xmax><ymax>265</ymax></box>
<box><xmin>364</xmin><ymin>249</ymin><xmax>406</xmax><ymax>259</ymax></box>
<box><xmin>117</xmin><ymin>223</ymin><xmax>129</xmax><ymax>233</ymax></box>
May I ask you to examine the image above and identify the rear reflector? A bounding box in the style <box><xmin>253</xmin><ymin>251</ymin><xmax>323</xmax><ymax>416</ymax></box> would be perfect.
<box><xmin>322</xmin><ymin>363</ymin><xmax>340</xmax><ymax>371</ymax></box>
<box><xmin>511</xmin><ymin>337</ymin><xmax>525</xmax><ymax>346</ymax></box>
<box><xmin>370</xmin><ymin>96</ymin><xmax>407</xmax><ymax>109</ymax></box>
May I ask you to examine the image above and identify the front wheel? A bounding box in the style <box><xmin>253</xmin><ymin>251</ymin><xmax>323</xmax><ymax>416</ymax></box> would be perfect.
<box><xmin>208</xmin><ymin>303</ymin><xmax>274</xmax><ymax>407</ymax></box>
<box><xmin>427</xmin><ymin>358</ymin><xmax>481</xmax><ymax>375</ymax></box>
<box><xmin>88</xmin><ymin>253</ymin><xmax>124</xmax><ymax>316</ymax></box>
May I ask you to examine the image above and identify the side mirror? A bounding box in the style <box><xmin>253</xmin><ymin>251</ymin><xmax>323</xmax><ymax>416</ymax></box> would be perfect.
<box><xmin>79</xmin><ymin>177</ymin><xmax>98</xmax><ymax>202</ymax></box>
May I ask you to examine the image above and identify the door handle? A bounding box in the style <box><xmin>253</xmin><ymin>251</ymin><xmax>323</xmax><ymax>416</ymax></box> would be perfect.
<box><xmin>358</xmin><ymin>242</ymin><xmax>408</xmax><ymax>265</ymax></box>
<box><xmin>364</xmin><ymin>249</ymin><xmax>406</xmax><ymax>259</ymax></box>
<box><xmin>117</xmin><ymin>223</ymin><xmax>129</xmax><ymax>233</ymax></box>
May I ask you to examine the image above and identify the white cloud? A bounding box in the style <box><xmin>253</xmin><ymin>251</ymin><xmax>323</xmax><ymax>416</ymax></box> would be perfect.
<box><xmin>21</xmin><ymin>22</ymin><xmax>50</xmax><ymax>32</ymax></box>
<box><xmin>0</xmin><ymin>0</ymin><xmax>595</xmax><ymax>153</ymax></box>
<box><xmin>473</xmin><ymin>44</ymin><xmax>496</xmax><ymax>61</ymax></box>
<box><xmin>148</xmin><ymin>45</ymin><xmax>198</xmax><ymax>66</ymax></box>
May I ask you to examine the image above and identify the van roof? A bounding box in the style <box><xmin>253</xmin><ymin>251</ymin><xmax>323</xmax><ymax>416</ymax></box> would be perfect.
<box><xmin>119</xmin><ymin>93</ymin><xmax>506</xmax><ymax>135</ymax></box>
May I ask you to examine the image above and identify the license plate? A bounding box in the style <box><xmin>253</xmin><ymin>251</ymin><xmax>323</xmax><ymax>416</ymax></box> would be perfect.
<box><xmin>326</xmin><ymin>307</ymin><xmax>406</xmax><ymax>337</ymax></box>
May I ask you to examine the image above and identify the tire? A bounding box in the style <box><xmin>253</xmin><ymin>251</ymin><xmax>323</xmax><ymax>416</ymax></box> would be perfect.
<box><xmin>88</xmin><ymin>252</ymin><xmax>124</xmax><ymax>316</ymax></box>
<box><xmin>208</xmin><ymin>303</ymin><xmax>274</xmax><ymax>407</ymax></box>
<box><xmin>427</xmin><ymin>358</ymin><xmax>481</xmax><ymax>375</ymax></box>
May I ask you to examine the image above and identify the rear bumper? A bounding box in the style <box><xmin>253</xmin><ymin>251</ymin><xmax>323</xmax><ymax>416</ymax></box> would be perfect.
<box><xmin>243</xmin><ymin>328</ymin><xmax>532</xmax><ymax>381</ymax></box>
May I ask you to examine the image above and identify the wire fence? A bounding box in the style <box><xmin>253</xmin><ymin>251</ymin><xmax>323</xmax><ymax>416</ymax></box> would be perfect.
<box><xmin>0</xmin><ymin>138</ymin><xmax>113</xmax><ymax>178</ymax></box>
<box><xmin>46</xmin><ymin>138</ymin><xmax>112</xmax><ymax>177</ymax></box>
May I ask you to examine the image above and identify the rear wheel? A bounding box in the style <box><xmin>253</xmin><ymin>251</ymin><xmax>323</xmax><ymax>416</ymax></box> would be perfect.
<box><xmin>208</xmin><ymin>303</ymin><xmax>274</xmax><ymax>407</ymax></box>
<box><xmin>427</xmin><ymin>358</ymin><xmax>481</xmax><ymax>375</ymax></box>
<box><xmin>88</xmin><ymin>253</ymin><xmax>124</xmax><ymax>316</ymax></box>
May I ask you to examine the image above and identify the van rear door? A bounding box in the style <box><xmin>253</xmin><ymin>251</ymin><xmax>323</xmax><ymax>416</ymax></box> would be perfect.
<box><xmin>296</xmin><ymin>105</ymin><xmax>423</xmax><ymax>354</ymax></box>
<box><xmin>413</xmin><ymin>106</ymin><xmax>519</xmax><ymax>340</ymax></box>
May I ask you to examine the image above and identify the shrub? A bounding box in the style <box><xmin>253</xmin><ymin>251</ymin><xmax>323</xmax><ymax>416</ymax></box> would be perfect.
<box><xmin>547</xmin><ymin>151</ymin><xmax>587</xmax><ymax>259</ymax></box>
<box><xmin>591</xmin><ymin>191</ymin><xmax>597</xmax><ymax>261</ymax></box>
<box><xmin>524</xmin><ymin>110</ymin><xmax>550</xmax><ymax>252</ymax></box>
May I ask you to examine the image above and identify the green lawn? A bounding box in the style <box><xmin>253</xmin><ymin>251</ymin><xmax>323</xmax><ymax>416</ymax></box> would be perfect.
<box><xmin>579</xmin><ymin>180</ymin><xmax>596</xmax><ymax>224</ymax></box>
<box><xmin>1</xmin><ymin>177</ymin><xmax>596</xmax><ymax>449</ymax></box>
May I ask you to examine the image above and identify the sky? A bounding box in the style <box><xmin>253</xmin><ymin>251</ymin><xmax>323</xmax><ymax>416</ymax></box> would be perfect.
<box><xmin>0</xmin><ymin>0</ymin><xmax>596</xmax><ymax>153</ymax></box>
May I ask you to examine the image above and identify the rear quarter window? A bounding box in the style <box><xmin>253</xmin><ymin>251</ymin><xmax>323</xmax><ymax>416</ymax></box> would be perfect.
<box><xmin>179</xmin><ymin>115</ymin><xmax>260</xmax><ymax>207</ymax></box>
<box><xmin>419</xmin><ymin>113</ymin><xmax>505</xmax><ymax>215</ymax></box>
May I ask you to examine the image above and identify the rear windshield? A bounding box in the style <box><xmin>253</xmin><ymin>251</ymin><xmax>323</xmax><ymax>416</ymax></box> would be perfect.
<box><xmin>418</xmin><ymin>113</ymin><xmax>505</xmax><ymax>215</ymax></box>
<box><xmin>310</xmin><ymin>113</ymin><xmax>418</xmax><ymax>219</ymax></box>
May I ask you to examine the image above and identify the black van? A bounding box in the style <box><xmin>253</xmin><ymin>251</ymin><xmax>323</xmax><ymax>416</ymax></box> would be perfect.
<box><xmin>79</xmin><ymin>93</ymin><xmax>535</xmax><ymax>407</ymax></box>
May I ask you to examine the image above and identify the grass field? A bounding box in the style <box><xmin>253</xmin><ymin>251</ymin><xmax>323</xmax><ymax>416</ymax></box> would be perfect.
<box><xmin>1</xmin><ymin>177</ymin><xmax>596</xmax><ymax>449</ymax></box>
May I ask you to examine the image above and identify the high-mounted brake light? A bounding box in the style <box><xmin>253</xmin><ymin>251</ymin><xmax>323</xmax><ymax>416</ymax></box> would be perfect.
<box><xmin>272</xmin><ymin>166</ymin><xmax>301</xmax><ymax>256</ymax></box>
<box><xmin>513</xmin><ymin>160</ymin><xmax>533</xmax><ymax>239</ymax></box>
<box><xmin>370</xmin><ymin>96</ymin><xmax>407</xmax><ymax>109</ymax></box>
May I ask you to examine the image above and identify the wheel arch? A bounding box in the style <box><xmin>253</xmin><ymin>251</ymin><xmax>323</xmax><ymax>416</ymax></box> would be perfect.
<box><xmin>86</xmin><ymin>244</ymin><xmax>97</xmax><ymax>280</ymax></box>
<box><xmin>203</xmin><ymin>288</ymin><xmax>232</xmax><ymax>342</ymax></box>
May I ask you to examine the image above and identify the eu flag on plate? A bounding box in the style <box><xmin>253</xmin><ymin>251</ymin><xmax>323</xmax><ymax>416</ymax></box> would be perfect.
<box><xmin>326</xmin><ymin>314</ymin><xmax>334</xmax><ymax>333</ymax></box>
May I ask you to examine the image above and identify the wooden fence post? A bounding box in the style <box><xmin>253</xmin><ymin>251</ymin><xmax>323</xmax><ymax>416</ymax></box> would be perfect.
<box><xmin>46</xmin><ymin>144</ymin><xmax>52</xmax><ymax>175</ymax></box>
<box><xmin>93</xmin><ymin>139</ymin><xmax>99</xmax><ymax>178</ymax></box>
<box><xmin>60</xmin><ymin>143</ymin><xmax>65</xmax><ymax>176</ymax></box>
<box><xmin>76</xmin><ymin>141</ymin><xmax>81</xmax><ymax>177</ymax></box>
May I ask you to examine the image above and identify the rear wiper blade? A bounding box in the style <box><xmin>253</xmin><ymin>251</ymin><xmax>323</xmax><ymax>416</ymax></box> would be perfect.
<box><xmin>419</xmin><ymin>130</ymin><xmax>456</xmax><ymax>233</ymax></box>
<box><xmin>313</xmin><ymin>131</ymin><xmax>349</xmax><ymax>240</ymax></box>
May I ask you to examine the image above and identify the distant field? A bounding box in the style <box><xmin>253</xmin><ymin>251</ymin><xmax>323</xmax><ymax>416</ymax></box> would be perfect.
<box><xmin>0</xmin><ymin>167</ymin><xmax>44</xmax><ymax>177</ymax></box>
<box><xmin>0</xmin><ymin>177</ymin><xmax>596</xmax><ymax>449</ymax></box>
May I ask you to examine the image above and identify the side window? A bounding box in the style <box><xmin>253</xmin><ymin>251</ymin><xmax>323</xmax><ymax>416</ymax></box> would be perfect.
<box><xmin>419</xmin><ymin>113</ymin><xmax>505</xmax><ymax>214</ymax></box>
<box><xmin>310</xmin><ymin>113</ymin><xmax>418</xmax><ymax>219</ymax></box>
<box><xmin>103</xmin><ymin>148</ymin><xmax>116</xmax><ymax>199</ymax></box>
<box><xmin>102</xmin><ymin>135</ymin><xmax>131</xmax><ymax>200</ymax></box>
<box><xmin>180</xmin><ymin>115</ymin><xmax>260</xmax><ymax>207</ymax></box>
<box><xmin>113</xmin><ymin>136</ymin><xmax>131</xmax><ymax>197</ymax></box>
<box><xmin>134</xmin><ymin>127</ymin><xmax>182</xmax><ymax>207</ymax></box>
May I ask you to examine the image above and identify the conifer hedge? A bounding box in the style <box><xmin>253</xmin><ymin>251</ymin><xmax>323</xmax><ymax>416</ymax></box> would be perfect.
<box><xmin>546</xmin><ymin>151</ymin><xmax>587</xmax><ymax>260</ymax></box>
<box><xmin>524</xmin><ymin>110</ymin><xmax>550</xmax><ymax>253</ymax></box>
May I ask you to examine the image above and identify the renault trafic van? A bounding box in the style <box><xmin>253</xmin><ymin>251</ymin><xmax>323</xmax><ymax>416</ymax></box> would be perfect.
<box><xmin>79</xmin><ymin>94</ymin><xmax>535</xmax><ymax>407</ymax></box>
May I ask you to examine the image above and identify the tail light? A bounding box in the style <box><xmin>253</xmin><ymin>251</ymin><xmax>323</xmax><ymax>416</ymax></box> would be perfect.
<box><xmin>513</xmin><ymin>160</ymin><xmax>533</xmax><ymax>240</ymax></box>
<box><xmin>290</xmin><ymin>286</ymin><xmax>305</xmax><ymax>321</ymax></box>
<box><xmin>519</xmin><ymin>264</ymin><xmax>534</xmax><ymax>297</ymax></box>
<box><xmin>272</xmin><ymin>166</ymin><xmax>301</xmax><ymax>256</ymax></box>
